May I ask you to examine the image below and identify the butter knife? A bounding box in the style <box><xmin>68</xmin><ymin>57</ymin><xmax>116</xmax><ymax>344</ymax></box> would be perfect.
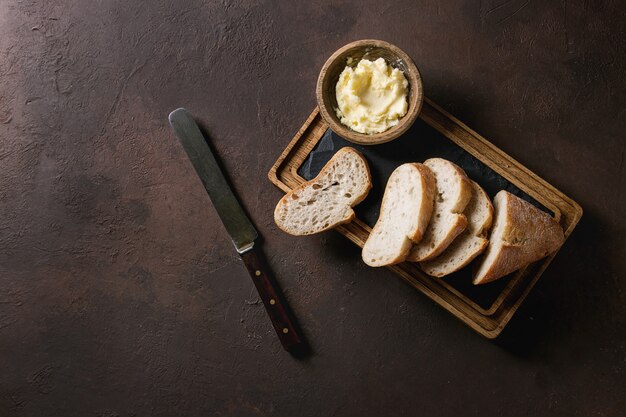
<box><xmin>168</xmin><ymin>108</ymin><xmax>306</xmax><ymax>354</ymax></box>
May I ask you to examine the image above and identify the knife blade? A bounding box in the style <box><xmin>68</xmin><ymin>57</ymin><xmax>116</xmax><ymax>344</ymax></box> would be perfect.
<box><xmin>169</xmin><ymin>108</ymin><xmax>257</xmax><ymax>253</ymax></box>
<box><xmin>168</xmin><ymin>108</ymin><xmax>306</xmax><ymax>354</ymax></box>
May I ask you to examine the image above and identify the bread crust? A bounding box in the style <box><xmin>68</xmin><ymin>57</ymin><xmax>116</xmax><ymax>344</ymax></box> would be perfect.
<box><xmin>406</xmin><ymin>163</ymin><xmax>436</xmax><ymax>243</ymax></box>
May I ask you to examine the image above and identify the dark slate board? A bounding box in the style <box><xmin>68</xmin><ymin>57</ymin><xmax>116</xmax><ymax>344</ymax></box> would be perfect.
<box><xmin>297</xmin><ymin>118</ymin><xmax>549</xmax><ymax>310</ymax></box>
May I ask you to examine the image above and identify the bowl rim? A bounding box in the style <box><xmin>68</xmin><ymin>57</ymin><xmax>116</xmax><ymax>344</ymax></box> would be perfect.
<box><xmin>316</xmin><ymin>39</ymin><xmax>423</xmax><ymax>145</ymax></box>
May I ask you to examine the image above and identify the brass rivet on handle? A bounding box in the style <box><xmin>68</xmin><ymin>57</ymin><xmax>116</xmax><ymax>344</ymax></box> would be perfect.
<box><xmin>269</xmin><ymin>299</ymin><xmax>276</xmax><ymax>305</ymax></box>
<box><xmin>282</xmin><ymin>328</ymin><xmax>289</xmax><ymax>334</ymax></box>
<box><xmin>255</xmin><ymin>270</ymin><xmax>261</xmax><ymax>276</ymax></box>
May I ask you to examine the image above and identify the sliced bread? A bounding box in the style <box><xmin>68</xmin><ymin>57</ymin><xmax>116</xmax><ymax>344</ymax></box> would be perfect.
<box><xmin>407</xmin><ymin>158</ymin><xmax>472</xmax><ymax>262</ymax></box>
<box><xmin>362</xmin><ymin>163</ymin><xmax>436</xmax><ymax>267</ymax></box>
<box><xmin>473</xmin><ymin>190</ymin><xmax>565</xmax><ymax>285</ymax></box>
<box><xmin>274</xmin><ymin>147</ymin><xmax>372</xmax><ymax>236</ymax></box>
<box><xmin>420</xmin><ymin>180</ymin><xmax>493</xmax><ymax>277</ymax></box>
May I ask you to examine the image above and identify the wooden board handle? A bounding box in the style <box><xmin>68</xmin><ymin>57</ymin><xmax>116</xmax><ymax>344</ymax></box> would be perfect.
<box><xmin>240</xmin><ymin>246</ymin><xmax>306</xmax><ymax>354</ymax></box>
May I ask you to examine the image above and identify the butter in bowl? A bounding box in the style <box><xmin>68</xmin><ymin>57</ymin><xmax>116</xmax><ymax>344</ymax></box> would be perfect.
<box><xmin>316</xmin><ymin>39</ymin><xmax>423</xmax><ymax>145</ymax></box>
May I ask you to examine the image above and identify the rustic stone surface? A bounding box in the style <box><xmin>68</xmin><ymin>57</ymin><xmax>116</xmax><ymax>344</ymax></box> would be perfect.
<box><xmin>1</xmin><ymin>1</ymin><xmax>624</xmax><ymax>416</ymax></box>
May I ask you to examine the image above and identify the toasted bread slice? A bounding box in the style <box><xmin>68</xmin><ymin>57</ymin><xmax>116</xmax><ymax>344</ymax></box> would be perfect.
<box><xmin>274</xmin><ymin>147</ymin><xmax>372</xmax><ymax>236</ymax></box>
<box><xmin>362</xmin><ymin>163</ymin><xmax>436</xmax><ymax>267</ymax></box>
<box><xmin>473</xmin><ymin>191</ymin><xmax>564</xmax><ymax>285</ymax></box>
<box><xmin>407</xmin><ymin>158</ymin><xmax>472</xmax><ymax>262</ymax></box>
<box><xmin>421</xmin><ymin>181</ymin><xmax>493</xmax><ymax>277</ymax></box>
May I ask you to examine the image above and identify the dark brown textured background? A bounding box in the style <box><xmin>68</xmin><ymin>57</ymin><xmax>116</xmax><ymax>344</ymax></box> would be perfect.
<box><xmin>1</xmin><ymin>1</ymin><xmax>625</xmax><ymax>416</ymax></box>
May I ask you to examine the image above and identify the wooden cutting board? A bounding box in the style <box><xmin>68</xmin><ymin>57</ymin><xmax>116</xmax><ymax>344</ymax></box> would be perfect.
<box><xmin>268</xmin><ymin>98</ymin><xmax>582</xmax><ymax>338</ymax></box>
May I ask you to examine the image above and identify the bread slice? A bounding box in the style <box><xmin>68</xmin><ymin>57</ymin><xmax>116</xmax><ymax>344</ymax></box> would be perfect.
<box><xmin>362</xmin><ymin>163</ymin><xmax>436</xmax><ymax>267</ymax></box>
<box><xmin>406</xmin><ymin>158</ymin><xmax>472</xmax><ymax>262</ymax></box>
<box><xmin>420</xmin><ymin>181</ymin><xmax>493</xmax><ymax>277</ymax></box>
<box><xmin>274</xmin><ymin>147</ymin><xmax>372</xmax><ymax>236</ymax></box>
<box><xmin>473</xmin><ymin>190</ymin><xmax>565</xmax><ymax>285</ymax></box>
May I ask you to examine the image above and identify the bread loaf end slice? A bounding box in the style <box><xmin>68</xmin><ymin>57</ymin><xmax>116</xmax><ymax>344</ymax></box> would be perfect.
<box><xmin>473</xmin><ymin>191</ymin><xmax>564</xmax><ymax>285</ymax></box>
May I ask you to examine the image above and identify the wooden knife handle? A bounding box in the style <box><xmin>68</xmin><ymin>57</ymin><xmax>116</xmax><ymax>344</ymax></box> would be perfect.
<box><xmin>240</xmin><ymin>246</ymin><xmax>306</xmax><ymax>353</ymax></box>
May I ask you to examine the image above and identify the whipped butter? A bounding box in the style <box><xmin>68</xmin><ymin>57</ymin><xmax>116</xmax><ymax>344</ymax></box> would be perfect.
<box><xmin>335</xmin><ymin>58</ymin><xmax>408</xmax><ymax>134</ymax></box>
